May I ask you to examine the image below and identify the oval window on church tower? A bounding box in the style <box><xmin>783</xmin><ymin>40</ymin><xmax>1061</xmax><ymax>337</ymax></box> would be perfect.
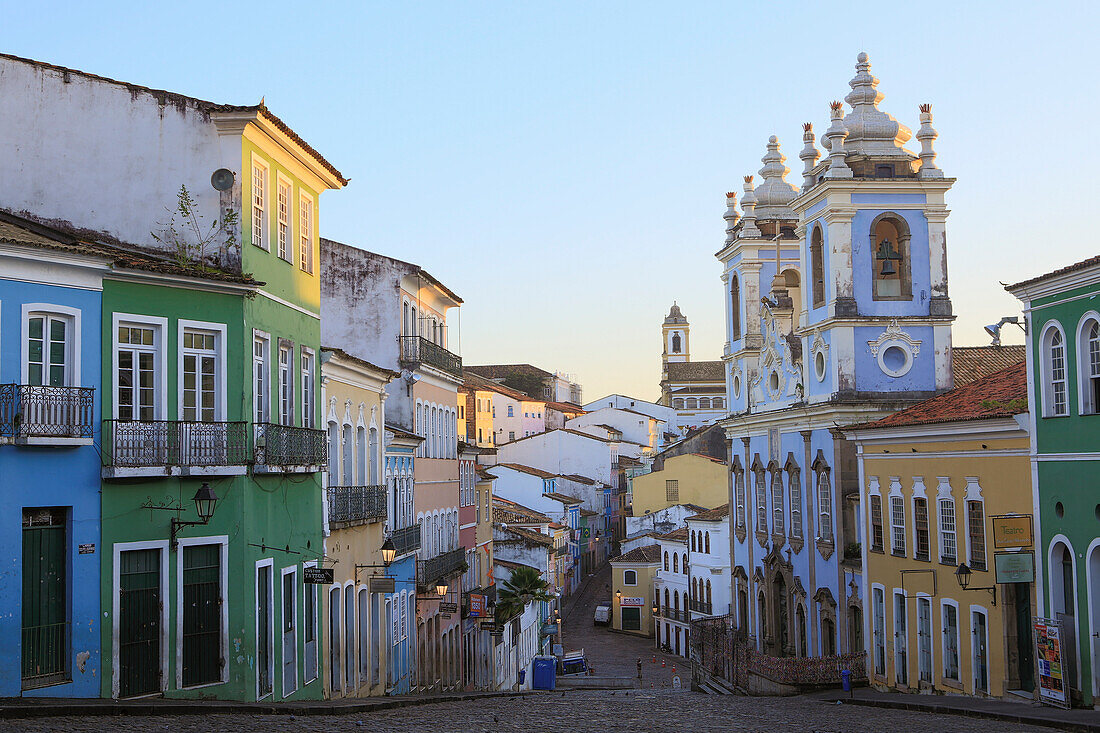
<box><xmin>769</xmin><ymin>370</ymin><xmax>780</xmax><ymax>396</ymax></box>
<box><xmin>732</xmin><ymin>374</ymin><xmax>741</xmax><ymax>399</ymax></box>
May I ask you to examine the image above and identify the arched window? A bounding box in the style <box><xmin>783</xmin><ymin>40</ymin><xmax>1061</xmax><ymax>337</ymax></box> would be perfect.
<box><xmin>673</xmin><ymin>591</ymin><xmax>680</xmax><ymax>613</ymax></box>
<box><xmin>704</xmin><ymin>532</ymin><xmax>710</xmax><ymax>554</ymax></box>
<box><xmin>403</xmin><ymin>302</ymin><xmax>410</xmax><ymax>336</ymax></box>
<box><xmin>730</xmin><ymin>275</ymin><xmax>742</xmax><ymax>340</ymax></box>
<box><xmin>1079</xmin><ymin>316</ymin><xmax>1100</xmax><ymax>414</ymax></box>
<box><xmin>810</xmin><ymin>225</ymin><xmax>825</xmax><ymax>308</ymax></box>
<box><xmin>682</xmin><ymin>553</ymin><xmax>688</xmax><ymax>574</ymax></box>
<box><xmin>817</xmin><ymin>467</ymin><xmax>833</xmax><ymax>543</ymax></box>
<box><xmin>787</xmin><ymin>460</ymin><xmax>802</xmax><ymax>541</ymax></box>
<box><xmin>734</xmin><ymin>466</ymin><xmax>746</xmax><ymax>530</ymax></box>
<box><xmin>691</xmin><ymin>577</ymin><xmax>698</xmax><ymax>600</ymax></box>
<box><xmin>327</xmin><ymin>420</ymin><xmax>340</xmax><ymax>482</ymax></box>
<box><xmin>673</xmin><ymin>398</ymin><xmax>685</xmax><ymax>409</ymax></box>
<box><xmin>686</xmin><ymin>398</ymin><xmax>698</xmax><ymax>410</ymax></box>
<box><xmin>355</xmin><ymin>425</ymin><xmax>366</xmax><ymax>484</ymax></box>
<box><xmin>624</xmin><ymin>569</ymin><xmax>637</xmax><ymax>586</ymax></box>
<box><xmin>771</xmin><ymin>468</ymin><xmax>785</xmax><ymax>537</ymax></box>
<box><xmin>673</xmin><ymin>553</ymin><xmax>679</xmax><ymax>573</ymax></box>
<box><xmin>664</xmin><ymin>588</ymin><xmax>670</xmax><ymax>611</ymax></box>
<box><xmin>713</xmin><ymin>397</ymin><xmax>724</xmax><ymax>410</ymax></box>
<box><xmin>870</xmin><ymin>214</ymin><xmax>911</xmax><ymax>300</ymax></box>
<box><xmin>664</xmin><ymin>551</ymin><xmax>669</xmax><ymax>571</ymax></box>
<box><xmin>671</xmin><ymin>331</ymin><xmax>682</xmax><ymax>353</ymax></box>
<box><xmin>410</xmin><ymin>306</ymin><xmax>417</xmax><ymax>336</ymax></box>
<box><xmin>690</xmin><ymin>532</ymin><xmax>696</xmax><ymax>552</ymax></box>
<box><xmin>1042</xmin><ymin>324</ymin><xmax>1068</xmax><ymax>416</ymax></box>
<box><xmin>699</xmin><ymin>397</ymin><xmax>711</xmax><ymax>409</ymax></box>
<box><xmin>755</xmin><ymin>467</ymin><xmax>768</xmax><ymax>534</ymax></box>
<box><xmin>705</xmin><ymin>579</ymin><xmax>712</xmax><ymax>604</ymax></box>
<box><xmin>369</xmin><ymin>427</ymin><xmax>379</xmax><ymax>484</ymax></box>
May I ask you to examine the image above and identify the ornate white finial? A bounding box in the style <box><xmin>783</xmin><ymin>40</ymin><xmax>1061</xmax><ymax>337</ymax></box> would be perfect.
<box><xmin>723</xmin><ymin>191</ymin><xmax>740</xmax><ymax>245</ymax></box>
<box><xmin>841</xmin><ymin>52</ymin><xmax>913</xmax><ymax>157</ymax></box>
<box><xmin>739</xmin><ymin>175</ymin><xmax>762</xmax><ymax>238</ymax></box>
<box><xmin>823</xmin><ymin>101</ymin><xmax>853</xmax><ymax>179</ymax></box>
<box><xmin>799</xmin><ymin>122</ymin><xmax>821</xmax><ymax>191</ymax></box>
<box><xmin>754</xmin><ymin>136</ymin><xmax>798</xmax><ymax>219</ymax></box>
<box><xmin>916</xmin><ymin>103</ymin><xmax>944</xmax><ymax>179</ymax></box>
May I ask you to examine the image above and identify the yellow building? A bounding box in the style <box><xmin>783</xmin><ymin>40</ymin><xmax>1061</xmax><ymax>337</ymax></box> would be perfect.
<box><xmin>319</xmin><ymin>348</ymin><xmax>399</xmax><ymax>698</ymax></box>
<box><xmin>631</xmin><ymin>453</ymin><xmax>728</xmax><ymax>516</ymax></box>
<box><xmin>610</xmin><ymin>544</ymin><xmax>660</xmax><ymax>637</ymax></box>
<box><xmin>847</xmin><ymin>363</ymin><xmax>1036</xmax><ymax>700</ymax></box>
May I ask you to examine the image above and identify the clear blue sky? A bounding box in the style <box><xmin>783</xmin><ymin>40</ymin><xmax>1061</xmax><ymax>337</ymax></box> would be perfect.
<box><xmin>4</xmin><ymin>1</ymin><xmax>1097</xmax><ymax>402</ymax></box>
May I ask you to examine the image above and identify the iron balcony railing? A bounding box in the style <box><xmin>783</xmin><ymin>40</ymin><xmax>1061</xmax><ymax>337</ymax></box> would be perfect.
<box><xmin>254</xmin><ymin>423</ymin><xmax>327</xmax><ymax>467</ymax></box>
<box><xmin>554</xmin><ymin>545</ymin><xmax>569</xmax><ymax>556</ymax></box>
<box><xmin>102</xmin><ymin>420</ymin><xmax>249</xmax><ymax>467</ymax></box>
<box><xmin>328</xmin><ymin>485</ymin><xmax>387</xmax><ymax>524</ymax></box>
<box><xmin>391</xmin><ymin>524</ymin><xmax>421</xmax><ymax>557</ymax></box>
<box><xmin>689</xmin><ymin>599</ymin><xmax>713</xmax><ymax>615</ymax></box>
<box><xmin>399</xmin><ymin>336</ymin><xmax>462</xmax><ymax>379</ymax></box>
<box><xmin>0</xmin><ymin>385</ymin><xmax>94</xmax><ymax>439</ymax></box>
<box><xmin>659</xmin><ymin>607</ymin><xmax>687</xmax><ymax>622</ymax></box>
<box><xmin>419</xmin><ymin>547</ymin><xmax>466</xmax><ymax>589</ymax></box>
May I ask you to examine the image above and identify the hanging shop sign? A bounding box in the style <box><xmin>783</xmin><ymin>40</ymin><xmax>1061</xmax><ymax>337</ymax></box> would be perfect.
<box><xmin>991</xmin><ymin>514</ymin><xmax>1033</xmax><ymax>549</ymax></box>
<box><xmin>304</xmin><ymin>567</ymin><xmax>334</xmax><ymax>585</ymax></box>
<box><xmin>439</xmin><ymin>602</ymin><xmax>459</xmax><ymax>614</ymax></box>
<box><xmin>1034</xmin><ymin>617</ymin><xmax>1070</xmax><ymax>709</ymax></box>
<box><xmin>995</xmin><ymin>551</ymin><xmax>1035</xmax><ymax>584</ymax></box>
<box><xmin>620</xmin><ymin>597</ymin><xmax>645</xmax><ymax>607</ymax></box>
<box><xmin>370</xmin><ymin>576</ymin><xmax>396</xmax><ymax>594</ymax></box>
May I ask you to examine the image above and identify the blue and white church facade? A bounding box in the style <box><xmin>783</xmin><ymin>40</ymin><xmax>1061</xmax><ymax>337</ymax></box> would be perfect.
<box><xmin>717</xmin><ymin>53</ymin><xmax>954</xmax><ymax>659</ymax></box>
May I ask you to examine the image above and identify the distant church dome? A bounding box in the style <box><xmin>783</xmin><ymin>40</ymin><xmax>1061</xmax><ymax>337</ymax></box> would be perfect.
<box><xmin>665</xmin><ymin>302</ymin><xmax>687</xmax><ymax>324</ymax></box>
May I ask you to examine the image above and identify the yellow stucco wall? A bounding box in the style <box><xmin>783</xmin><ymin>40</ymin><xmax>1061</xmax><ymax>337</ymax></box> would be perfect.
<box><xmin>611</xmin><ymin>563</ymin><xmax>657</xmax><ymax>637</ymax></box>
<box><xmin>859</xmin><ymin>428</ymin><xmax>1036</xmax><ymax>699</ymax></box>
<box><xmin>632</xmin><ymin>453</ymin><xmax>728</xmax><ymax>516</ymax></box>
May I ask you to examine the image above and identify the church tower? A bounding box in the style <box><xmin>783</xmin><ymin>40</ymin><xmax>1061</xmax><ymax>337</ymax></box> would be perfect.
<box><xmin>662</xmin><ymin>302</ymin><xmax>690</xmax><ymax>365</ymax></box>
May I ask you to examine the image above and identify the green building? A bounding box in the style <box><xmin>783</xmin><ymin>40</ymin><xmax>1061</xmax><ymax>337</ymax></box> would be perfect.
<box><xmin>1008</xmin><ymin>255</ymin><xmax>1100</xmax><ymax>707</ymax></box>
<box><xmin>98</xmin><ymin>108</ymin><xmax>346</xmax><ymax>700</ymax></box>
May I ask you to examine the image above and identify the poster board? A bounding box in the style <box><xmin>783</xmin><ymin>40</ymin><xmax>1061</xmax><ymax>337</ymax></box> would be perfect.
<box><xmin>1034</xmin><ymin>616</ymin><xmax>1070</xmax><ymax>708</ymax></box>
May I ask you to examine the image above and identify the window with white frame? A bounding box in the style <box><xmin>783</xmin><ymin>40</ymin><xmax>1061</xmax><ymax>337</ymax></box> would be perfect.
<box><xmin>299</xmin><ymin>194</ymin><xmax>314</xmax><ymax>273</ymax></box>
<box><xmin>817</xmin><ymin>468</ymin><xmax>833</xmax><ymax>543</ymax></box>
<box><xmin>277</xmin><ymin>177</ymin><xmax>292</xmax><ymax>261</ymax></box>
<box><xmin>623</xmin><ymin>569</ymin><xmax>637</xmax><ymax>585</ymax></box>
<box><xmin>1080</xmin><ymin>317</ymin><xmax>1100</xmax><ymax>414</ymax></box>
<box><xmin>939</xmin><ymin>496</ymin><xmax>957</xmax><ymax>564</ymax></box>
<box><xmin>755</xmin><ymin>469</ymin><xmax>767</xmax><ymax>534</ymax></box>
<box><xmin>117</xmin><ymin>321</ymin><xmax>161</xmax><ymax>421</ymax></box>
<box><xmin>301</xmin><ymin>348</ymin><xmax>315</xmax><ymax>428</ymax></box>
<box><xmin>278</xmin><ymin>343</ymin><xmax>293</xmax><ymax>425</ymax></box>
<box><xmin>967</xmin><ymin>500</ymin><xmax>986</xmax><ymax>571</ymax></box>
<box><xmin>252</xmin><ymin>160</ymin><xmax>268</xmax><ymax>250</ymax></box>
<box><xmin>788</xmin><ymin>463</ymin><xmax>802</xmax><ymax>540</ymax></box>
<box><xmin>770</xmin><ymin>469</ymin><xmax>785</xmax><ymax>537</ymax></box>
<box><xmin>254</xmin><ymin>334</ymin><xmax>270</xmax><ymax>424</ymax></box>
<box><xmin>26</xmin><ymin>311</ymin><xmax>73</xmax><ymax>386</ymax></box>
<box><xmin>890</xmin><ymin>495</ymin><xmax>906</xmax><ymax>555</ymax></box>
<box><xmin>734</xmin><ymin>468</ymin><xmax>746</xmax><ymax>530</ymax></box>
<box><xmin>1043</xmin><ymin>325</ymin><xmax>1068</xmax><ymax>416</ymax></box>
<box><xmin>182</xmin><ymin>328</ymin><xmax>218</xmax><ymax>421</ymax></box>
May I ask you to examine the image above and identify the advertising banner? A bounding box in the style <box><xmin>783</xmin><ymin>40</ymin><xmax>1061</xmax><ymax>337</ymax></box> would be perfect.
<box><xmin>1034</xmin><ymin>617</ymin><xmax>1070</xmax><ymax>708</ymax></box>
<box><xmin>468</xmin><ymin>593</ymin><xmax>486</xmax><ymax>617</ymax></box>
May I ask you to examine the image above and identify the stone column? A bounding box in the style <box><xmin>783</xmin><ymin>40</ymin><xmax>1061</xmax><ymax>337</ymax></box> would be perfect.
<box><xmin>824</xmin><ymin>208</ymin><xmax>856</xmax><ymax>317</ymax></box>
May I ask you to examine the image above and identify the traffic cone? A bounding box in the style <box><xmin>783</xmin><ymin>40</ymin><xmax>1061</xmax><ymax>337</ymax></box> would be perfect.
<box><xmin>671</xmin><ymin>666</ymin><xmax>676</xmax><ymax>673</ymax></box>
<box><xmin>661</xmin><ymin>660</ymin><xmax>665</xmax><ymax>668</ymax></box>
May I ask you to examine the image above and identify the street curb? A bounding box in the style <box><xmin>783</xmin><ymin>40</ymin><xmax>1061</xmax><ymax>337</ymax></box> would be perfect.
<box><xmin>0</xmin><ymin>691</ymin><xmax>538</xmax><ymax>720</ymax></box>
<box><xmin>828</xmin><ymin>697</ymin><xmax>1100</xmax><ymax>733</ymax></box>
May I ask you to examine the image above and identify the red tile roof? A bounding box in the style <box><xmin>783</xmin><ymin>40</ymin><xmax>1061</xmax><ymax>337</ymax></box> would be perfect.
<box><xmin>545</xmin><ymin>401</ymin><xmax>586</xmax><ymax>415</ymax></box>
<box><xmin>493</xmin><ymin>463</ymin><xmax>556</xmax><ymax>479</ymax></box>
<box><xmin>688</xmin><ymin>504</ymin><xmax>730</xmax><ymax>522</ymax></box>
<box><xmin>664</xmin><ymin>361</ymin><xmax>725</xmax><ymax>382</ymax></box>
<box><xmin>655</xmin><ymin>527</ymin><xmax>690</xmax><ymax>542</ymax></box>
<box><xmin>610</xmin><ymin>544</ymin><xmax>661</xmax><ymax>564</ymax></box>
<box><xmin>952</xmin><ymin>346</ymin><xmax>1026</xmax><ymax>387</ymax></box>
<box><xmin>544</xmin><ymin>492</ymin><xmax>583</xmax><ymax>505</ymax></box>
<box><xmin>498</xmin><ymin>525</ymin><xmax>553</xmax><ymax>547</ymax></box>
<box><xmin>849</xmin><ymin>362</ymin><xmax>1027</xmax><ymax>431</ymax></box>
<box><xmin>1007</xmin><ymin>254</ymin><xmax>1100</xmax><ymax>290</ymax></box>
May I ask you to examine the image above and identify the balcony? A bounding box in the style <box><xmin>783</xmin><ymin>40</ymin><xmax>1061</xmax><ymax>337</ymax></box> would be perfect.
<box><xmin>659</xmin><ymin>606</ymin><xmax>687</xmax><ymax>623</ymax></box>
<box><xmin>327</xmin><ymin>485</ymin><xmax>387</xmax><ymax>525</ymax></box>
<box><xmin>391</xmin><ymin>523</ymin><xmax>421</xmax><ymax>557</ymax></box>
<box><xmin>689</xmin><ymin>599</ymin><xmax>713</xmax><ymax>615</ymax></box>
<box><xmin>419</xmin><ymin>547</ymin><xmax>467</xmax><ymax>590</ymax></box>
<box><xmin>399</xmin><ymin>336</ymin><xmax>462</xmax><ymax>379</ymax></box>
<box><xmin>0</xmin><ymin>385</ymin><xmax>94</xmax><ymax>445</ymax></box>
<box><xmin>554</xmin><ymin>544</ymin><xmax>569</xmax><ymax>557</ymax></box>
<box><xmin>102</xmin><ymin>419</ymin><xmax>249</xmax><ymax>477</ymax></box>
<box><xmin>254</xmin><ymin>423</ymin><xmax>327</xmax><ymax>472</ymax></box>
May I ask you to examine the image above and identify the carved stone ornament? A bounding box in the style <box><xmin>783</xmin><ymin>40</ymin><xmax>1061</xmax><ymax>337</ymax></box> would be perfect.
<box><xmin>816</xmin><ymin>537</ymin><xmax>835</xmax><ymax>561</ymax></box>
<box><xmin>867</xmin><ymin>319</ymin><xmax>922</xmax><ymax>378</ymax></box>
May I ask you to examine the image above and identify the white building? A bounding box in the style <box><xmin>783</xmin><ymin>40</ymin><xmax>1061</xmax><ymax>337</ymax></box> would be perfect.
<box><xmin>496</xmin><ymin>429</ymin><xmax>617</xmax><ymax>488</ymax></box>
<box><xmin>626</xmin><ymin>502</ymin><xmax>709</xmax><ymax>540</ymax></box>
<box><xmin>488</xmin><ymin>582</ymin><xmax>540</xmax><ymax>692</ymax></box>
<box><xmin>583</xmin><ymin>394</ymin><xmax>678</xmax><ymax>431</ymax></box>
<box><xmin>654</xmin><ymin>528</ymin><xmax>690</xmax><ymax>657</ymax></box>
<box><xmin>566</xmin><ymin>406</ymin><xmax>664</xmax><ymax>454</ymax></box>
<box><xmin>685</xmin><ymin>504</ymin><xmax>731</xmax><ymax>622</ymax></box>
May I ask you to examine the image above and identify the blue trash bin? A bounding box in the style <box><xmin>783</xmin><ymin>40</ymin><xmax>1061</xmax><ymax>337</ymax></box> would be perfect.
<box><xmin>531</xmin><ymin>656</ymin><xmax>556</xmax><ymax>690</ymax></box>
<box><xmin>841</xmin><ymin>669</ymin><xmax>852</xmax><ymax>692</ymax></box>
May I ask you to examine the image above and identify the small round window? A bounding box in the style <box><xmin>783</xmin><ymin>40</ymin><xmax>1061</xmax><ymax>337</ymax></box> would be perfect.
<box><xmin>875</xmin><ymin>340</ymin><xmax>915</xmax><ymax>378</ymax></box>
<box><xmin>814</xmin><ymin>351</ymin><xmax>826</xmax><ymax>382</ymax></box>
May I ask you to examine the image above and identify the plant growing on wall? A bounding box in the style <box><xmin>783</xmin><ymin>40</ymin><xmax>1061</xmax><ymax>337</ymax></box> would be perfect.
<box><xmin>152</xmin><ymin>185</ymin><xmax>238</xmax><ymax>268</ymax></box>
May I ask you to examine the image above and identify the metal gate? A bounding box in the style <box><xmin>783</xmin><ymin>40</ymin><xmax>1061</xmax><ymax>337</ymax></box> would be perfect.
<box><xmin>182</xmin><ymin>544</ymin><xmax>221</xmax><ymax>687</ymax></box>
<box><xmin>22</xmin><ymin>508</ymin><xmax>69</xmax><ymax>689</ymax></box>
<box><xmin>119</xmin><ymin>548</ymin><xmax>161</xmax><ymax>697</ymax></box>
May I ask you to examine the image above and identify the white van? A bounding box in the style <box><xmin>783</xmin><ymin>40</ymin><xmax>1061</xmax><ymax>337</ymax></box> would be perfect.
<box><xmin>593</xmin><ymin>603</ymin><xmax>611</xmax><ymax>626</ymax></box>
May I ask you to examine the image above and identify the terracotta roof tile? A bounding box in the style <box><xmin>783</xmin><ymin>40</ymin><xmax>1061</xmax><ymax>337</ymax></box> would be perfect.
<box><xmin>952</xmin><ymin>346</ymin><xmax>1026</xmax><ymax>387</ymax></box>
<box><xmin>1007</xmin><ymin>254</ymin><xmax>1100</xmax><ymax>290</ymax></box>
<box><xmin>849</xmin><ymin>362</ymin><xmax>1027</xmax><ymax>431</ymax></box>
<box><xmin>655</xmin><ymin>527</ymin><xmax>690</xmax><ymax>542</ymax></box>
<box><xmin>494</xmin><ymin>558</ymin><xmax>542</xmax><ymax>574</ymax></box>
<box><xmin>664</xmin><ymin>361</ymin><xmax>725</xmax><ymax>382</ymax></box>
<box><xmin>545</xmin><ymin>401</ymin><xmax>586</xmax><ymax>414</ymax></box>
<box><xmin>610</xmin><ymin>544</ymin><xmax>661</xmax><ymax>564</ymax></box>
<box><xmin>687</xmin><ymin>504</ymin><xmax>730</xmax><ymax>522</ymax></box>
<box><xmin>493</xmin><ymin>463</ymin><xmax>556</xmax><ymax>479</ymax></box>
<box><xmin>492</xmin><ymin>499</ymin><xmax>552</xmax><ymax>524</ymax></box>
<box><xmin>498</xmin><ymin>525</ymin><xmax>552</xmax><ymax>547</ymax></box>
<box><xmin>544</xmin><ymin>492</ymin><xmax>583</xmax><ymax>504</ymax></box>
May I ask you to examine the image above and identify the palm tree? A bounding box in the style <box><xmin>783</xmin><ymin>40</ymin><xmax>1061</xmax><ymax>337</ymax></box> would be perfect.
<box><xmin>496</xmin><ymin>566</ymin><xmax>551</xmax><ymax>622</ymax></box>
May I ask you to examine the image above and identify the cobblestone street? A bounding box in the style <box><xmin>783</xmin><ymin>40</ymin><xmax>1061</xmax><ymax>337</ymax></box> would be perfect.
<box><xmin>0</xmin><ymin>691</ymin><xmax>1050</xmax><ymax>733</ymax></box>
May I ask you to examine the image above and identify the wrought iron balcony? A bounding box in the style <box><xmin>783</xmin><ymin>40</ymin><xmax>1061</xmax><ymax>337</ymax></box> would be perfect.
<box><xmin>328</xmin><ymin>485</ymin><xmax>387</xmax><ymax>524</ymax></box>
<box><xmin>391</xmin><ymin>523</ymin><xmax>421</xmax><ymax>557</ymax></box>
<box><xmin>0</xmin><ymin>385</ymin><xmax>94</xmax><ymax>441</ymax></box>
<box><xmin>399</xmin><ymin>336</ymin><xmax>462</xmax><ymax>379</ymax></box>
<box><xmin>102</xmin><ymin>419</ymin><xmax>249</xmax><ymax>471</ymax></box>
<box><xmin>659</xmin><ymin>606</ymin><xmax>687</xmax><ymax>622</ymax></box>
<box><xmin>689</xmin><ymin>599</ymin><xmax>714</xmax><ymax>615</ymax></box>
<box><xmin>554</xmin><ymin>544</ymin><xmax>569</xmax><ymax>556</ymax></box>
<box><xmin>254</xmin><ymin>422</ymin><xmax>327</xmax><ymax>469</ymax></box>
<box><xmin>419</xmin><ymin>547</ymin><xmax>466</xmax><ymax>589</ymax></box>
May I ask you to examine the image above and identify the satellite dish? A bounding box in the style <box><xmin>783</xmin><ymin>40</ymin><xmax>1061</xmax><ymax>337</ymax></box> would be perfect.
<box><xmin>210</xmin><ymin>168</ymin><xmax>235</xmax><ymax>191</ymax></box>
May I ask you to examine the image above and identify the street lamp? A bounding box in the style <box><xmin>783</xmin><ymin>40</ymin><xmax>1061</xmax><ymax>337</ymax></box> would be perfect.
<box><xmin>380</xmin><ymin>538</ymin><xmax>397</xmax><ymax>565</ymax></box>
<box><xmin>435</xmin><ymin>582</ymin><xmax>449</xmax><ymax>599</ymax></box>
<box><xmin>170</xmin><ymin>483</ymin><xmax>219</xmax><ymax>549</ymax></box>
<box><xmin>954</xmin><ymin>562</ymin><xmax>997</xmax><ymax>606</ymax></box>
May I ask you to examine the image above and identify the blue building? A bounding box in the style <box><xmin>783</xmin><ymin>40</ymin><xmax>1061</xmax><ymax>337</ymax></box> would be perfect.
<box><xmin>714</xmin><ymin>53</ymin><xmax>954</xmax><ymax>659</ymax></box>
<box><xmin>384</xmin><ymin>426</ymin><xmax>421</xmax><ymax>694</ymax></box>
<box><xmin>0</xmin><ymin>219</ymin><xmax>104</xmax><ymax>696</ymax></box>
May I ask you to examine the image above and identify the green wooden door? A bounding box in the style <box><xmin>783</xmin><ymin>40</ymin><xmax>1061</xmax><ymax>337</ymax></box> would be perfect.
<box><xmin>119</xmin><ymin>548</ymin><xmax>161</xmax><ymax>697</ymax></box>
<box><xmin>21</xmin><ymin>509</ymin><xmax>69</xmax><ymax>689</ymax></box>
<box><xmin>182</xmin><ymin>544</ymin><xmax>221</xmax><ymax>687</ymax></box>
